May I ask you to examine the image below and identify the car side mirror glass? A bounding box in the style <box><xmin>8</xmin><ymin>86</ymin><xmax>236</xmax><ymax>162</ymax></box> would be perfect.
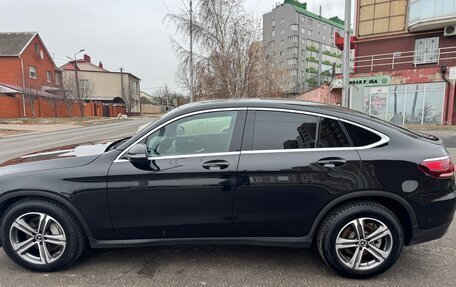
<box><xmin>127</xmin><ymin>143</ymin><xmax>149</xmax><ymax>164</ymax></box>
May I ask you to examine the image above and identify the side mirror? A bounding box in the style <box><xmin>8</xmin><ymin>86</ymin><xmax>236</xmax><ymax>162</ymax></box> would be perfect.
<box><xmin>127</xmin><ymin>143</ymin><xmax>149</xmax><ymax>164</ymax></box>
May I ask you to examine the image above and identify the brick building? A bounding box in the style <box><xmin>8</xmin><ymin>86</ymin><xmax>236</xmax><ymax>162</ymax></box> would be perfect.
<box><xmin>332</xmin><ymin>0</ymin><xmax>456</xmax><ymax>126</ymax></box>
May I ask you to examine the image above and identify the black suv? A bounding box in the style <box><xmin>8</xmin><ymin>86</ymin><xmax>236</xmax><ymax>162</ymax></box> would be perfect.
<box><xmin>0</xmin><ymin>99</ymin><xmax>454</xmax><ymax>278</ymax></box>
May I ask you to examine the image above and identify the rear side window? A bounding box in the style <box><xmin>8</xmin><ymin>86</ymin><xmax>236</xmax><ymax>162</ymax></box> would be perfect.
<box><xmin>252</xmin><ymin>111</ymin><xmax>317</xmax><ymax>150</ymax></box>
<box><xmin>343</xmin><ymin>122</ymin><xmax>381</xmax><ymax>147</ymax></box>
<box><xmin>318</xmin><ymin>118</ymin><xmax>351</xmax><ymax>148</ymax></box>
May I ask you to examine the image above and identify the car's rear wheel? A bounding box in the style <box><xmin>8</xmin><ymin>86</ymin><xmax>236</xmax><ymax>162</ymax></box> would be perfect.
<box><xmin>0</xmin><ymin>198</ymin><xmax>86</xmax><ymax>272</ymax></box>
<box><xmin>317</xmin><ymin>201</ymin><xmax>404</xmax><ymax>278</ymax></box>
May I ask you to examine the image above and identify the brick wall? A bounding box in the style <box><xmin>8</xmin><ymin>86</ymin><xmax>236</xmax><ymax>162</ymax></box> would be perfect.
<box><xmin>295</xmin><ymin>84</ymin><xmax>342</xmax><ymax>105</ymax></box>
<box><xmin>0</xmin><ymin>94</ymin><xmax>125</xmax><ymax>118</ymax></box>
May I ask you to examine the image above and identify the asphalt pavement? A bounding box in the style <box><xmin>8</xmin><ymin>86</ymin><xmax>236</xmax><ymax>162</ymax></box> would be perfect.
<box><xmin>0</xmin><ymin>117</ymin><xmax>155</xmax><ymax>164</ymax></box>
<box><xmin>0</xmin><ymin>120</ymin><xmax>454</xmax><ymax>287</ymax></box>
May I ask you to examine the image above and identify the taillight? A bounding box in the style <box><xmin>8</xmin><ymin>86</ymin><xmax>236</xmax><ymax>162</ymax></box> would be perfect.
<box><xmin>419</xmin><ymin>157</ymin><xmax>455</xmax><ymax>179</ymax></box>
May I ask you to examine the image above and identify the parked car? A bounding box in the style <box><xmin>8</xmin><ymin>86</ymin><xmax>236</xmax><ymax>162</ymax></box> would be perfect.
<box><xmin>0</xmin><ymin>99</ymin><xmax>454</xmax><ymax>278</ymax></box>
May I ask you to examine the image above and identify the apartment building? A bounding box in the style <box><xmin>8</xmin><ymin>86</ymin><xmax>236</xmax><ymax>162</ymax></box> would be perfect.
<box><xmin>263</xmin><ymin>0</ymin><xmax>346</xmax><ymax>95</ymax></box>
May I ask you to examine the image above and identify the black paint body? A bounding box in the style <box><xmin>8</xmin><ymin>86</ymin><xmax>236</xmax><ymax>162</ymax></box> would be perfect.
<box><xmin>0</xmin><ymin>100</ymin><xmax>454</xmax><ymax>248</ymax></box>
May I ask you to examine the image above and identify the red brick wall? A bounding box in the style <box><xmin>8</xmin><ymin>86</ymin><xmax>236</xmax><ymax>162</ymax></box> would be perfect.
<box><xmin>0</xmin><ymin>94</ymin><xmax>125</xmax><ymax>118</ymax></box>
<box><xmin>295</xmin><ymin>84</ymin><xmax>342</xmax><ymax>105</ymax></box>
<box><xmin>355</xmin><ymin>32</ymin><xmax>456</xmax><ymax>73</ymax></box>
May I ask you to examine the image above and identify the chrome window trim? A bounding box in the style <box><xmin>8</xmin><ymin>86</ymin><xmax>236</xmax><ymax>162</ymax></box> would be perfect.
<box><xmin>249</xmin><ymin>107</ymin><xmax>339</xmax><ymax>120</ymax></box>
<box><xmin>248</xmin><ymin>107</ymin><xmax>390</xmax><ymax>152</ymax></box>
<box><xmin>114</xmin><ymin>106</ymin><xmax>390</xmax><ymax>163</ymax></box>
<box><xmin>113</xmin><ymin>108</ymin><xmax>246</xmax><ymax>163</ymax></box>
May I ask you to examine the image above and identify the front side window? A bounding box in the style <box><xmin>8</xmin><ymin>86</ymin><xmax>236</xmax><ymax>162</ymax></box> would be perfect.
<box><xmin>252</xmin><ymin>111</ymin><xmax>318</xmax><ymax>150</ymax></box>
<box><xmin>145</xmin><ymin>111</ymin><xmax>238</xmax><ymax>157</ymax></box>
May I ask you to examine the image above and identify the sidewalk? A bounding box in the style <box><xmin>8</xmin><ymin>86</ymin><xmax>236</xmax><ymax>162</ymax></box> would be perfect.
<box><xmin>0</xmin><ymin>117</ymin><xmax>136</xmax><ymax>138</ymax></box>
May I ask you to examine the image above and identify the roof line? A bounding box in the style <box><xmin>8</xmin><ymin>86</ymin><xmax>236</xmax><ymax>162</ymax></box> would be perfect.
<box><xmin>18</xmin><ymin>32</ymin><xmax>38</xmax><ymax>56</ymax></box>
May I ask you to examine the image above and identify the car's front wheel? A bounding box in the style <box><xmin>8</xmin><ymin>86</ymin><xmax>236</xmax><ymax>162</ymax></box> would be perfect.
<box><xmin>317</xmin><ymin>201</ymin><xmax>404</xmax><ymax>278</ymax></box>
<box><xmin>0</xmin><ymin>198</ymin><xmax>86</xmax><ymax>272</ymax></box>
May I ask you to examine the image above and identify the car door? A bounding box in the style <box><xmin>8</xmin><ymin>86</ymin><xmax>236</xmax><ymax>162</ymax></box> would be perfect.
<box><xmin>108</xmin><ymin>109</ymin><xmax>246</xmax><ymax>240</ymax></box>
<box><xmin>233</xmin><ymin>109</ymin><xmax>361</xmax><ymax>237</ymax></box>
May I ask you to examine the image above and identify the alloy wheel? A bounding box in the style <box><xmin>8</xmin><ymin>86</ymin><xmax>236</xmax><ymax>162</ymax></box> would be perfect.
<box><xmin>335</xmin><ymin>217</ymin><xmax>393</xmax><ymax>271</ymax></box>
<box><xmin>9</xmin><ymin>212</ymin><xmax>67</xmax><ymax>265</ymax></box>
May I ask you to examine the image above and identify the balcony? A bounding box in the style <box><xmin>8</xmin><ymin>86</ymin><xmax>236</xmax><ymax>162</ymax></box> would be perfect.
<box><xmin>408</xmin><ymin>0</ymin><xmax>456</xmax><ymax>32</ymax></box>
<box><xmin>354</xmin><ymin>46</ymin><xmax>456</xmax><ymax>73</ymax></box>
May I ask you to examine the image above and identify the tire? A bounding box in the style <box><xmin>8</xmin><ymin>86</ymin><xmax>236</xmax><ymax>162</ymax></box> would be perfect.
<box><xmin>0</xmin><ymin>198</ymin><xmax>86</xmax><ymax>272</ymax></box>
<box><xmin>316</xmin><ymin>201</ymin><xmax>404</xmax><ymax>278</ymax></box>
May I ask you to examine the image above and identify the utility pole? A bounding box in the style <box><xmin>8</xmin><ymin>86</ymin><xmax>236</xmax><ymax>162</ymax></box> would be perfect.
<box><xmin>189</xmin><ymin>0</ymin><xmax>194</xmax><ymax>103</ymax></box>
<box><xmin>165</xmin><ymin>83</ymin><xmax>170</xmax><ymax>112</ymax></box>
<box><xmin>73</xmin><ymin>49</ymin><xmax>85</xmax><ymax>107</ymax></box>
<box><xmin>342</xmin><ymin>0</ymin><xmax>352</xmax><ymax>108</ymax></box>
<box><xmin>120</xmin><ymin>67</ymin><xmax>125</xmax><ymax>111</ymax></box>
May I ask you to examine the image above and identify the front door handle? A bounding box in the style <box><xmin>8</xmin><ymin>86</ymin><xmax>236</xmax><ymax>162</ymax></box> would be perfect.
<box><xmin>202</xmin><ymin>160</ymin><xmax>230</xmax><ymax>170</ymax></box>
<box><xmin>317</xmin><ymin>158</ymin><xmax>347</xmax><ymax>168</ymax></box>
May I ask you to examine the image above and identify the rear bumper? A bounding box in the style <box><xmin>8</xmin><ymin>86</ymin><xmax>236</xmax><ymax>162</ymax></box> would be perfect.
<box><xmin>408</xmin><ymin>222</ymin><xmax>452</xmax><ymax>246</ymax></box>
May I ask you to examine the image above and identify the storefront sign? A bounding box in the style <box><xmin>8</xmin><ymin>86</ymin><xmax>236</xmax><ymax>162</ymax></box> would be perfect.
<box><xmin>349</xmin><ymin>76</ymin><xmax>391</xmax><ymax>86</ymax></box>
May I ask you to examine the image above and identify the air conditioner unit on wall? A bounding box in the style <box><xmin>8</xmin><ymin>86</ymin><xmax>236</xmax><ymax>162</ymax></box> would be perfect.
<box><xmin>444</xmin><ymin>25</ymin><xmax>456</xmax><ymax>37</ymax></box>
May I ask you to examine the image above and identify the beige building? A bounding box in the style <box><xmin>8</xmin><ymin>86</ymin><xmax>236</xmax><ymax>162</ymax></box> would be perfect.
<box><xmin>61</xmin><ymin>54</ymin><xmax>141</xmax><ymax>113</ymax></box>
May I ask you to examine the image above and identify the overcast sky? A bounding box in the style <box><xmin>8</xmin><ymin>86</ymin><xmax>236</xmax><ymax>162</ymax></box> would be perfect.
<box><xmin>1</xmin><ymin>0</ymin><xmax>345</xmax><ymax>94</ymax></box>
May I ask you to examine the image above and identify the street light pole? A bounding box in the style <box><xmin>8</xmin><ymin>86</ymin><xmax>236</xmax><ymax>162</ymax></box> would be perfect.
<box><xmin>342</xmin><ymin>0</ymin><xmax>351</xmax><ymax>108</ymax></box>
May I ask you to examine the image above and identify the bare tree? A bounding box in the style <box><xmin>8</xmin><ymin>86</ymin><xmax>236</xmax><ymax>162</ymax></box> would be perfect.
<box><xmin>167</xmin><ymin>0</ymin><xmax>285</xmax><ymax>100</ymax></box>
<box><xmin>78</xmin><ymin>79</ymin><xmax>95</xmax><ymax>117</ymax></box>
<box><xmin>63</xmin><ymin>74</ymin><xmax>77</xmax><ymax>117</ymax></box>
<box><xmin>22</xmin><ymin>80</ymin><xmax>45</xmax><ymax>118</ymax></box>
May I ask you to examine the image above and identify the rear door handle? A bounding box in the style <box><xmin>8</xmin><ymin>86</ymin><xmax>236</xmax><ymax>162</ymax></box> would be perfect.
<box><xmin>202</xmin><ymin>160</ymin><xmax>230</xmax><ymax>170</ymax></box>
<box><xmin>317</xmin><ymin>158</ymin><xmax>347</xmax><ymax>168</ymax></box>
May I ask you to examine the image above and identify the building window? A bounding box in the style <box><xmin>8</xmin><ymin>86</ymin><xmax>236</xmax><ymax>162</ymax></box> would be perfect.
<box><xmin>279</xmin><ymin>50</ymin><xmax>284</xmax><ymax>56</ymax></box>
<box><xmin>301</xmin><ymin>27</ymin><xmax>305</xmax><ymax>34</ymax></box>
<box><xmin>409</xmin><ymin>0</ymin><xmax>456</xmax><ymax>25</ymax></box>
<box><xmin>272</xmin><ymin>19</ymin><xmax>276</xmax><ymax>27</ymax></box>
<box><xmin>287</xmin><ymin>47</ymin><xmax>298</xmax><ymax>54</ymax></box>
<box><xmin>280</xmin><ymin>29</ymin><xmax>285</xmax><ymax>35</ymax></box>
<box><xmin>288</xmin><ymin>69</ymin><xmax>298</xmax><ymax>76</ymax></box>
<box><xmin>55</xmin><ymin>73</ymin><xmax>61</xmax><ymax>85</ymax></box>
<box><xmin>323</xmin><ymin>24</ymin><xmax>326</xmax><ymax>30</ymax></box>
<box><xmin>301</xmin><ymin>60</ymin><xmax>306</xmax><ymax>67</ymax></box>
<box><xmin>323</xmin><ymin>35</ymin><xmax>326</xmax><ymax>41</ymax></box>
<box><xmin>270</xmin><ymin>40</ymin><xmax>275</xmax><ymax>47</ymax></box>
<box><xmin>287</xmin><ymin>58</ymin><xmax>298</xmax><ymax>65</ymax></box>
<box><xmin>358</xmin><ymin>83</ymin><xmax>446</xmax><ymax>125</ymax></box>
<box><xmin>34</xmin><ymin>43</ymin><xmax>39</xmax><ymax>53</ymax></box>
<box><xmin>46</xmin><ymin>71</ymin><xmax>52</xmax><ymax>82</ymax></box>
<box><xmin>308</xmin><ymin>18</ymin><xmax>313</xmax><ymax>25</ymax></box>
<box><xmin>280</xmin><ymin>40</ymin><xmax>285</xmax><ymax>46</ymax></box>
<box><xmin>330</xmin><ymin>27</ymin><xmax>334</xmax><ymax>33</ymax></box>
<box><xmin>288</xmin><ymin>35</ymin><xmax>298</xmax><ymax>43</ymax></box>
<box><xmin>308</xmin><ymin>30</ymin><xmax>312</xmax><ymax>36</ymax></box>
<box><xmin>301</xmin><ymin>15</ymin><xmax>305</xmax><ymax>22</ymax></box>
<box><xmin>280</xmin><ymin>18</ymin><xmax>285</xmax><ymax>23</ymax></box>
<box><xmin>290</xmin><ymin>24</ymin><xmax>299</xmax><ymax>31</ymax></box>
<box><xmin>272</xmin><ymin>30</ymin><xmax>275</xmax><ymax>37</ymax></box>
<box><xmin>317</xmin><ymin>32</ymin><xmax>321</xmax><ymax>39</ymax></box>
<box><xmin>414</xmin><ymin>37</ymin><xmax>439</xmax><ymax>65</ymax></box>
<box><xmin>29</xmin><ymin>66</ymin><xmax>37</xmax><ymax>79</ymax></box>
